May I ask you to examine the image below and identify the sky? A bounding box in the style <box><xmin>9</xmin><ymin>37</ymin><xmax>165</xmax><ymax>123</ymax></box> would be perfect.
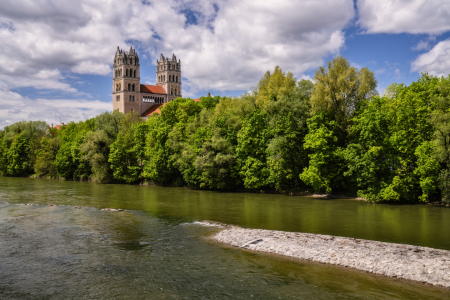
<box><xmin>1</xmin><ymin>0</ymin><xmax>450</xmax><ymax>128</ymax></box>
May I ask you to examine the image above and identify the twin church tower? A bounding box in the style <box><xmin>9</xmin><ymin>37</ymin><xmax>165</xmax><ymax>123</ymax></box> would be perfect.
<box><xmin>112</xmin><ymin>46</ymin><xmax>182</xmax><ymax>117</ymax></box>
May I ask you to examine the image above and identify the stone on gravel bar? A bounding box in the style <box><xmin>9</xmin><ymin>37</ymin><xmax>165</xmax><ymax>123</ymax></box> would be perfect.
<box><xmin>208</xmin><ymin>224</ymin><xmax>450</xmax><ymax>288</ymax></box>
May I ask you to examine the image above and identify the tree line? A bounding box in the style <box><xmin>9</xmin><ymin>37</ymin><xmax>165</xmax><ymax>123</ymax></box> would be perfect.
<box><xmin>1</xmin><ymin>56</ymin><xmax>450</xmax><ymax>203</ymax></box>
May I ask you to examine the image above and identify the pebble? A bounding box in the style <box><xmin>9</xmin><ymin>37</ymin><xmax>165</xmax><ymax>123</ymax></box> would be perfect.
<box><xmin>102</xmin><ymin>208</ymin><xmax>124</xmax><ymax>212</ymax></box>
<box><xmin>207</xmin><ymin>223</ymin><xmax>450</xmax><ymax>288</ymax></box>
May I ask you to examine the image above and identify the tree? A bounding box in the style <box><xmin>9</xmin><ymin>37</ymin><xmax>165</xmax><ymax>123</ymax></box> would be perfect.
<box><xmin>79</xmin><ymin>111</ymin><xmax>125</xmax><ymax>182</ymax></box>
<box><xmin>6</xmin><ymin>133</ymin><xmax>32</xmax><ymax>176</ymax></box>
<box><xmin>255</xmin><ymin>66</ymin><xmax>297</xmax><ymax>108</ymax></box>
<box><xmin>34</xmin><ymin>136</ymin><xmax>60</xmax><ymax>178</ymax></box>
<box><xmin>143</xmin><ymin>98</ymin><xmax>202</xmax><ymax>185</ymax></box>
<box><xmin>109</xmin><ymin>122</ymin><xmax>148</xmax><ymax>183</ymax></box>
<box><xmin>299</xmin><ymin>112</ymin><xmax>345</xmax><ymax>193</ymax></box>
<box><xmin>0</xmin><ymin>132</ymin><xmax>7</xmax><ymax>176</ymax></box>
<box><xmin>265</xmin><ymin>79</ymin><xmax>313</xmax><ymax>191</ymax></box>
<box><xmin>345</xmin><ymin>74</ymin><xmax>441</xmax><ymax>202</ymax></box>
<box><xmin>236</xmin><ymin>109</ymin><xmax>273</xmax><ymax>189</ymax></box>
<box><xmin>428</xmin><ymin>76</ymin><xmax>450</xmax><ymax>202</ymax></box>
<box><xmin>310</xmin><ymin>56</ymin><xmax>377</xmax><ymax>132</ymax></box>
<box><xmin>55</xmin><ymin>120</ymin><xmax>94</xmax><ymax>180</ymax></box>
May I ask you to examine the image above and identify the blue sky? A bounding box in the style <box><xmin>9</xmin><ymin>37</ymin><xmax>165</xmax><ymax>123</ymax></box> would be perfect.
<box><xmin>1</xmin><ymin>0</ymin><xmax>450</xmax><ymax>128</ymax></box>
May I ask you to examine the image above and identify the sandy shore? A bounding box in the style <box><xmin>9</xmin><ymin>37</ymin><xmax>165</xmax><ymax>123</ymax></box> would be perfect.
<box><xmin>204</xmin><ymin>222</ymin><xmax>450</xmax><ymax>288</ymax></box>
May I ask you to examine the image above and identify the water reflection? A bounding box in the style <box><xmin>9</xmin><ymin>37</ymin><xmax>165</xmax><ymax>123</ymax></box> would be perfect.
<box><xmin>0</xmin><ymin>177</ymin><xmax>450</xmax><ymax>298</ymax></box>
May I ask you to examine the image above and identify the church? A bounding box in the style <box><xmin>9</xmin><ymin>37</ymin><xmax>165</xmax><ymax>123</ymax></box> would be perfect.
<box><xmin>112</xmin><ymin>46</ymin><xmax>182</xmax><ymax>118</ymax></box>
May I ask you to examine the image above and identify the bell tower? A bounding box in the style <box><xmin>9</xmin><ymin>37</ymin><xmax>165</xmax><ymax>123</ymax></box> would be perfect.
<box><xmin>112</xmin><ymin>46</ymin><xmax>140</xmax><ymax>114</ymax></box>
<box><xmin>156</xmin><ymin>53</ymin><xmax>181</xmax><ymax>102</ymax></box>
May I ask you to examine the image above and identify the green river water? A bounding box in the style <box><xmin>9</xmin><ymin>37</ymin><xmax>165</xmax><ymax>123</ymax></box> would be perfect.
<box><xmin>0</xmin><ymin>176</ymin><xmax>449</xmax><ymax>299</ymax></box>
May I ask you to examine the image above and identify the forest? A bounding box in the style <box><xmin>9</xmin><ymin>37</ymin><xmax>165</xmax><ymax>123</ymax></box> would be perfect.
<box><xmin>1</xmin><ymin>56</ymin><xmax>450</xmax><ymax>203</ymax></box>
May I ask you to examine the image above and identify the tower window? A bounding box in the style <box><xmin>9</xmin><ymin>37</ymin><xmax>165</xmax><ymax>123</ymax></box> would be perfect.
<box><xmin>132</xmin><ymin>84</ymin><xmax>135</xmax><ymax>91</ymax></box>
<box><xmin>126</xmin><ymin>69</ymin><xmax>129</xmax><ymax>77</ymax></box>
<box><xmin>116</xmin><ymin>95</ymin><xmax>120</xmax><ymax>102</ymax></box>
<box><xmin>128</xmin><ymin>83</ymin><xmax>131</xmax><ymax>91</ymax></box>
<box><xmin>176</xmin><ymin>76</ymin><xmax>178</xmax><ymax>83</ymax></box>
<box><xmin>134</xmin><ymin>70</ymin><xmax>136</xmax><ymax>77</ymax></box>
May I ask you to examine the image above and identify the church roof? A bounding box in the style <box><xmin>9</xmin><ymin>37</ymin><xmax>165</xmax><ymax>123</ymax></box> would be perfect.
<box><xmin>140</xmin><ymin>84</ymin><xmax>166</xmax><ymax>94</ymax></box>
<box><xmin>141</xmin><ymin>103</ymin><xmax>165</xmax><ymax>117</ymax></box>
<box><xmin>140</xmin><ymin>98</ymin><xmax>201</xmax><ymax>118</ymax></box>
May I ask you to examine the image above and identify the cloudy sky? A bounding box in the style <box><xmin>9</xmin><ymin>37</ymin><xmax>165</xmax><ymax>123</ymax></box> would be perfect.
<box><xmin>1</xmin><ymin>0</ymin><xmax>450</xmax><ymax>128</ymax></box>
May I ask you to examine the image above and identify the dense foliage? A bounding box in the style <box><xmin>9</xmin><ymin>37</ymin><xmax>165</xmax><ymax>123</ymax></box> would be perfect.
<box><xmin>2</xmin><ymin>57</ymin><xmax>450</xmax><ymax>203</ymax></box>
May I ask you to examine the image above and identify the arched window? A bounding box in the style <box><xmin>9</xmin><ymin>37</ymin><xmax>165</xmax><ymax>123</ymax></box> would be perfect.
<box><xmin>126</xmin><ymin>69</ymin><xmax>129</xmax><ymax>77</ymax></box>
<box><xmin>134</xmin><ymin>70</ymin><xmax>136</xmax><ymax>77</ymax></box>
<box><xmin>132</xmin><ymin>84</ymin><xmax>135</xmax><ymax>91</ymax></box>
<box><xmin>128</xmin><ymin>83</ymin><xmax>131</xmax><ymax>91</ymax></box>
<box><xmin>164</xmin><ymin>75</ymin><xmax>165</xmax><ymax>82</ymax></box>
<box><xmin>176</xmin><ymin>76</ymin><xmax>178</xmax><ymax>83</ymax></box>
<box><xmin>129</xmin><ymin>95</ymin><xmax>132</xmax><ymax>102</ymax></box>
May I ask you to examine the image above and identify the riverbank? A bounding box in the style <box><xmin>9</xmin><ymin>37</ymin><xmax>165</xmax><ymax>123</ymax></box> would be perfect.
<box><xmin>206</xmin><ymin>222</ymin><xmax>450</xmax><ymax>288</ymax></box>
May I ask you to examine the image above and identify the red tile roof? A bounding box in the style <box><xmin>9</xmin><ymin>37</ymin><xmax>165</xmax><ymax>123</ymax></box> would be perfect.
<box><xmin>141</xmin><ymin>103</ymin><xmax>166</xmax><ymax>117</ymax></box>
<box><xmin>141</xmin><ymin>98</ymin><xmax>202</xmax><ymax>118</ymax></box>
<box><xmin>53</xmin><ymin>124</ymin><xmax>67</xmax><ymax>130</ymax></box>
<box><xmin>140</xmin><ymin>84</ymin><xmax>166</xmax><ymax>94</ymax></box>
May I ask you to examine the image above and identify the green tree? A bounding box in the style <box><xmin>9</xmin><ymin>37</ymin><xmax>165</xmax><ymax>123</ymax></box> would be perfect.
<box><xmin>34</xmin><ymin>136</ymin><xmax>60</xmax><ymax>178</ymax></box>
<box><xmin>109</xmin><ymin>122</ymin><xmax>148</xmax><ymax>183</ymax></box>
<box><xmin>80</xmin><ymin>111</ymin><xmax>124</xmax><ymax>182</ymax></box>
<box><xmin>0</xmin><ymin>132</ymin><xmax>7</xmax><ymax>176</ymax></box>
<box><xmin>428</xmin><ymin>76</ymin><xmax>450</xmax><ymax>202</ymax></box>
<box><xmin>55</xmin><ymin>119</ymin><xmax>95</xmax><ymax>180</ymax></box>
<box><xmin>236</xmin><ymin>109</ymin><xmax>273</xmax><ymax>189</ymax></box>
<box><xmin>143</xmin><ymin>98</ymin><xmax>202</xmax><ymax>185</ymax></box>
<box><xmin>6</xmin><ymin>133</ymin><xmax>33</xmax><ymax>176</ymax></box>
<box><xmin>345</xmin><ymin>74</ymin><xmax>441</xmax><ymax>202</ymax></box>
<box><xmin>310</xmin><ymin>56</ymin><xmax>377</xmax><ymax>132</ymax></box>
<box><xmin>175</xmin><ymin>108</ymin><xmax>240</xmax><ymax>189</ymax></box>
<box><xmin>255</xmin><ymin>66</ymin><xmax>297</xmax><ymax>108</ymax></box>
<box><xmin>300</xmin><ymin>112</ymin><xmax>345</xmax><ymax>193</ymax></box>
<box><xmin>265</xmin><ymin>79</ymin><xmax>313</xmax><ymax>191</ymax></box>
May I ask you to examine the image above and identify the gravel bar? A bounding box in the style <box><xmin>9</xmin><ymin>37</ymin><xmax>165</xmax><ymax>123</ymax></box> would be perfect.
<box><xmin>205</xmin><ymin>222</ymin><xmax>450</xmax><ymax>288</ymax></box>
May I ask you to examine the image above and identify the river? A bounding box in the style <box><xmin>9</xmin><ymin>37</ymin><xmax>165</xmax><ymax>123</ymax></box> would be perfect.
<box><xmin>0</xmin><ymin>177</ymin><xmax>449</xmax><ymax>299</ymax></box>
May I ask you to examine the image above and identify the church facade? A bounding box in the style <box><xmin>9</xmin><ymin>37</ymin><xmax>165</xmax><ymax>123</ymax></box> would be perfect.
<box><xmin>112</xmin><ymin>46</ymin><xmax>182</xmax><ymax>117</ymax></box>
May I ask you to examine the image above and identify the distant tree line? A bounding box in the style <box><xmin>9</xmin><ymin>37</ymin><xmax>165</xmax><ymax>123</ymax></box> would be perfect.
<box><xmin>1</xmin><ymin>56</ymin><xmax>450</xmax><ymax>203</ymax></box>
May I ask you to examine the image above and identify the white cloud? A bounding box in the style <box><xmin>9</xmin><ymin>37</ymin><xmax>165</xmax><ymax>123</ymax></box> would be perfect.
<box><xmin>162</xmin><ymin>0</ymin><xmax>354</xmax><ymax>91</ymax></box>
<box><xmin>411</xmin><ymin>39</ymin><xmax>450</xmax><ymax>77</ymax></box>
<box><xmin>357</xmin><ymin>0</ymin><xmax>450</xmax><ymax>34</ymax></box>
<box><xmin>412</xmin><ymin>40</ymin><xmax>430</xmax><ymax>51</ymax></box>
<box><xmin>0</xmin><ymin>0</ymin><xmax>355</xmax><ymax>95</ymax></box>
<box><xmin>0</xmin><ymin>89</ymin><xmax>110</xmax><ymax>129</ymax></box>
